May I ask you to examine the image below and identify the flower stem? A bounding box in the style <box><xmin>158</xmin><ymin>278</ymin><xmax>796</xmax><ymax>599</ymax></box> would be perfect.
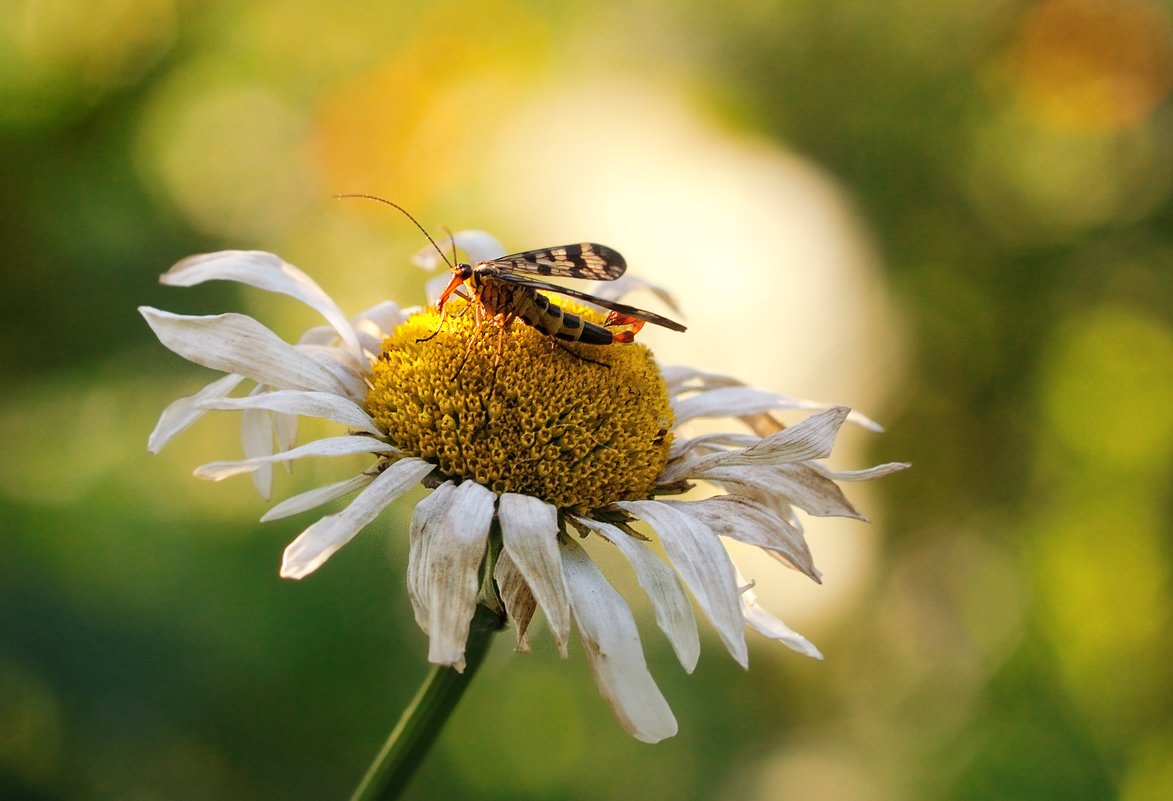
<box><xmin>349</xmin><ymin>604</ymin><xmax>504</xmax><ymax>801</ymax></box>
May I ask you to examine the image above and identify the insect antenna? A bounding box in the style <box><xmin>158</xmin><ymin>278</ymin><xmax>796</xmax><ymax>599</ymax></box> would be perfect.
<box><xmin>334</xmin><ymin>194</ymin><xmax>468</xmax><ymax>345</ymax></box>
<box><xmin>333</xmin><ymin>193</ymin><xmax>455</xmax><ymax>271</ymax></box>
<box><xmin>439</xmin><ymin>224</ymin><xmax>458</xmax><ymax>273</ymax></box>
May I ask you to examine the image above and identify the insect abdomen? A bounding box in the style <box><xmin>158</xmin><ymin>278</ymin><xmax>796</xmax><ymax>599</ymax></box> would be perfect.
<box><xmin>521</xmin><ymin>290</ymin><xmax>613</xmax><ymax>345</ymax></box>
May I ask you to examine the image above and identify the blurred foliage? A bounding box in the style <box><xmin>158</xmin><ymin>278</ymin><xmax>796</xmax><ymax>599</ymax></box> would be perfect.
<box><xmin>3</xmin><ymin>0</ymin><xmax>1173</xmax><ymax>800</ymax></box>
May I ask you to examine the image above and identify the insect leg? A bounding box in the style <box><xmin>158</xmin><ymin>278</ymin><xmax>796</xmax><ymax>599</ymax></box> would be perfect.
<box><xmin>425</xmin><ymin>288</ymin><xmax>475</xmax><ymax>343</ymax></box>
<box><xmin>417</xmin><ymin>306</ymin><xmax>449</xmax><ymax>343</ymax></box>
<box><xmin>452</xmin><ymin>318</ymin><xmax>483</xmax><ymax>379</ymax></box>
<box><xmin>451</xmin><ymin>288</ymin><xmax>475</xmax><ymax>317</ymax></box>
<box><xmin>550</xmin><ymin>338</ymin><xmax>611</xmax><ymax>368</ymax></box>
<box><xmin>419</xmin><ymin>270</ymin><xmax>471</xmax><ymax>343</ymax></box>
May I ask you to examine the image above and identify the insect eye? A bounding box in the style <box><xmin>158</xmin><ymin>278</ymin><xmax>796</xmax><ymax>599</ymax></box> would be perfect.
<box><xmin>458</xmin><ymin>263</ymin><xmax>473</xmax><ymax>278</ymax></box>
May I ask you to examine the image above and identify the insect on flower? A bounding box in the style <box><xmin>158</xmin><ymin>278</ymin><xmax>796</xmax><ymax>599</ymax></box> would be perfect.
<box><xmin>141</xmin><ymin>225</ymin><xmax>909</xmax><ymax>746</ymax></box>
<box><xmin>336</xmin><ymin>195</ymin><xmax>687</xmax><ymax>356</ymax></box>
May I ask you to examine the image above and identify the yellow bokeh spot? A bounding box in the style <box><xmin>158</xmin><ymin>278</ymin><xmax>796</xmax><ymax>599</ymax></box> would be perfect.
<box><xmin>0</xmin><ymin>0</ymin><xmax>176</xmax><ymax>127</ymax></box>
<box><xmin>1034</xmin><ymin>498</ymin><xmax>1169</xmax><ymax>710</ymax></box>
<box><xmin>365</xmin><ymin>299</ymin><xmax>673</xmax><ymax>510</ymax></box>
<box><xmin>1040</xmin><ymin>304</ymin><xmax>1173</xmax><ymax>470</ymax></box>
<box><xmin>1034</xmin><ymin>303</ymin><xmax>1173</xmax><ymax>733</ymax></box>
<box><xmin>136</xmin><ymin>76</ymin><xmax>315</xmax><ymax>239</ymax></box>
<box><xmin>1016</xmin><ymin>0</ymin><xmax>1173</xmax><ymax>131</ymax></box>
<box><xmin>1121</xmin><ymin>732</ymin><xmax>1173</xmax><ymax>801</ymax></box>
<box><xmin>312</xmin><ymin>0</ymin><xmax>549</xmax><ymax>210</ymax></box>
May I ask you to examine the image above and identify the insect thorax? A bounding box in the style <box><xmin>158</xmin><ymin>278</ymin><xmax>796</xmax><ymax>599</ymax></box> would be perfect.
<box><xmin>471</xmin><ymin>273</ymin><xmax>612</xmax><ymax>344</ymax></box>
<box><xmin>470</xmin><ymin>273</ymin><xmax>530</xmax><ymax>319</ymax></box>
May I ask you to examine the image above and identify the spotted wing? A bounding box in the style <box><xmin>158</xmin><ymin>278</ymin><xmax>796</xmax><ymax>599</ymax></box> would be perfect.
<box><xmin>485</xmin><ymin>243</ymin><xmax>627</xmax><ymax>281</ymax></box>
<box><xmin>497</xmin><ymin>274</ymin><xmax>687</xmax><ymax>333</ymax></box>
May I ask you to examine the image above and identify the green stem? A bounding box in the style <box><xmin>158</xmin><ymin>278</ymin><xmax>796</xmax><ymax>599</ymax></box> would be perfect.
<box><xmin>349</xmin><ymin>604</ymin><xmax>504</xmax><ymax>801</ymax></box>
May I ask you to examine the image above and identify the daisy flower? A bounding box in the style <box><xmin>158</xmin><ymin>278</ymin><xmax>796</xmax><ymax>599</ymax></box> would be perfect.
<box><xmin>140</xmin><ymin>234</ymin><xmax>906</xmax><ymax>744</ymax></box>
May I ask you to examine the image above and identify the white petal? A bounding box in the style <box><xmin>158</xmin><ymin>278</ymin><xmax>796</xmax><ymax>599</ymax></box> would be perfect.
<box><xmin>299</xmin><ymin>300</ymin><xmax>413</xmax><ymax>352</ymax></box>
<box><xmin>241</xmin><ymin>403</ymin><xmax>275</xmax><ymax>501</ymax></box>
<box><xmin>296</xmin><ymin>324</ymin><xmax>337</xmax><ymax>347</ymax></box>
<box><xmin>662</xmin><ymin>366</ymin><xmax>882</xmax><ymax>431</ymax></box>
<box><xmin>412</xmin><ymin>230</ymin><xmax>505</xmax><ymax>270</ymax></box>
<box><xmin>161</xmin><ymin>250</ymin><xmax>366</xmax><ymax>365</ymax></box>
<box><xmin>813</xmin><ymin>461</ymin><xmax>911</xmax><ymax>482</ymax></box>
<box><xmin>354</xmin><ymin>300</ymin><xmax>410</xmax><ymax>337</ymax></box>
<box><xmin>352</xmin><ymin>300</ymin><xmax>413</xmax><ymax>355</ymax></box>
<box><xmin>493</xmin><ymin>549</ymin><xmax>536</xmax><ymax>653</ymax></box>
<box><xmin>407</xmin><ymin>482</ymin><xmax>457</xmax><ymax>632</ymax></box>
<box><xmin>668</xmin><ymin>431</ymin><xmax>759</xmax><ymax>461</ymax></box>
<box><xmin>660</xmin><ymin>365</ymin><xmax>743</xmax><ymax>395</ymax></box>
<box><xmin>279</xmin><ymin>457</ymin><xmax>434</xmax><ymax>579</ymax></box>
<box><xmin>147</xmin><ymin>373</ymin><xmax>245</xmax><ymax>453</ymax></box>
<box><xmin>572</xmin><ymin>516</ymin><xmax>700</xmax><ymax>673</ymax></box>
<box><xmin>738</xmin><ymin>570</ymin><xmax>823</xmax><ymax>660</ymax></box>
<box><xmin>785</xmin><ymin>400</ymin><xmax>883</xmax><ymax>432</ymax></box>
<box><xmin>561</xmin><ymin>539</ymin><xmax>677</xmax><ymax>743</ymax></box>
<box><xmin>727</xmin><ymin>406</ymin><xmax>847</xmax><ymax>463</ymax></box>
<box><xmin>418</xmin><ymin>481</ymin><xmax>497</xmax><ymax>670</ymax></box>
<box><xmin>260</xmin><ymin>473</ymin><xmax>376</xmax><ymax>522</ymax></box>
<box><xmin>296</xmin><ymin>344</ymin><xmax>370</xmax><ymax>401</ymax></box>
<box><xmin>424</xmin><ymin>275</ymin><xmax>453</xmax><ymax>306</ymax></box>
<box><xmin>615</xmin><ymin>500</ymin><xmax>748</xmax><ymax>667</ymax></box>
<box><xmin>660</xmin><ymin>407</ymin><xmax>849</xmax><ymax>483</ymax></box>
<box><xmin>139</xmin><ymin>307</ymin><xmax>350</xmax><ymax>396</ymax></box>
<box><xmin>198</xmin><ymin>390</ymin><xmax>382</xmax><ymax>436</ymax></box>
<box><xmin>701</xmin><ymin>463</ymin><xmax>865</xmax><ymax>520</ymax></box>
<box><xmin>672</xmin><ymin>387</ymin><xmax>797</xmax><ymax>425</ymax></box>
<box><xmin>772</xmin><ymin>464</ymin><xmax>867</xmax><ymax>519</ymax></box>
<box><xmin>742</xmin><ymin>602</ymin><xmax>824</xmax><ymax>660</ymax></box>
<box><xmin>739</xmin><ymin>412</ymin><xmax>789</xmax><ymax>438</ymax></box>
<box><xmin>194</xmin><ymin>435</ymin><xmax>397</xmax><ymax>481</ymax></box>
<box><xmin>498</xmin><ymin>493</ymin><xmax>571</xmax><ymax>657</ymax></box>
<box><xmin>663</xmin><ymin>497</ymin><xmax>819</xmax><ymax>582</ymax></box>
<box><xmin>275</xmin><ymin>410</ymin><xmax>298</xmax><ymax>453</ymax></box>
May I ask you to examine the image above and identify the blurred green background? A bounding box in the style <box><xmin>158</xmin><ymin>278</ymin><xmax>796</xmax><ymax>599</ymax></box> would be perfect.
<box><xmin>3</xmin><ymin>0</ymin><xmax>1173</xmax><ymax>799</ymax></box>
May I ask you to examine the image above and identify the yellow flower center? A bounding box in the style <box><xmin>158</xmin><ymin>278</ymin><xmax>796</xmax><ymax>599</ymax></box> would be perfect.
<box><xmin>365</xmin><ymin>298</ymin><xmax>674</xmax><ymax>510</ymax></box>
